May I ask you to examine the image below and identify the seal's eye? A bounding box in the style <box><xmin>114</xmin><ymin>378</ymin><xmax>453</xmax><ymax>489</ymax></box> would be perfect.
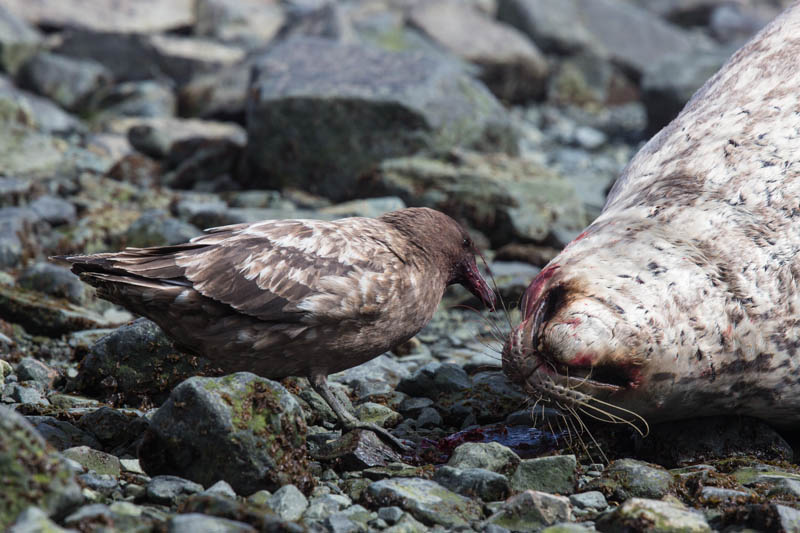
<box><xmin>462</xmin><ymin>237</ymin><xmax>471</xmax><ymax>248</ymax></box>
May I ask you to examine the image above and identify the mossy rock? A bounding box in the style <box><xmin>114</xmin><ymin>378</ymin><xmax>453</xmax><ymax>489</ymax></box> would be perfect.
<box><xmin>0</xmin><ymin>406</ymin><xmax>82</xmax><ymax>529</ymax></box>
<box><xmin>139</xmin><ymin>372</ymin><xmax>312</xmax><ymax>495</ymax></box>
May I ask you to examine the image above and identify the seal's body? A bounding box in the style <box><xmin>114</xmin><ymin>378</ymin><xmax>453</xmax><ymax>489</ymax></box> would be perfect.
<box><xmin>503</xmin><ymin>5</ymin><xmax>800</xmax><ymax>430</ymax></box>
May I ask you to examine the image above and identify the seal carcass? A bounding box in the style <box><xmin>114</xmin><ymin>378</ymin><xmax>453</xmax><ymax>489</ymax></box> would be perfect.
<box><xmin>503</xmin><ymin>5</ymin><xmax>800</xmax><ymax>430</ymax></box>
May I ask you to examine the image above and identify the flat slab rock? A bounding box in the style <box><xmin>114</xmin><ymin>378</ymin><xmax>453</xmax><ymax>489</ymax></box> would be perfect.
<box><xmin>366</xmin><ymin>477</ymin><xmax>483</xmax><ymax>527</ymax></box>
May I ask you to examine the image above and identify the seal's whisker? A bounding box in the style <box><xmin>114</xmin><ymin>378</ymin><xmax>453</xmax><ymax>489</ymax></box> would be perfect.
<box><xmin>581</xmin><ymin>397</ymin><xmax>650</xmax><ymax>437</ymax></box>
<box><xmin>451</xmin><ymin>303</ymin><xmax>510</xmax><ymax>345</ymax></box>
<box><xmin>566</xmin><ymin>405</ymin><xmax>609</xmax><ymax>464</ymax></box>
<box><xmin>478</xmin><ymin>254</ymin><xmax>515</xmax><ymax>332</ymax></box>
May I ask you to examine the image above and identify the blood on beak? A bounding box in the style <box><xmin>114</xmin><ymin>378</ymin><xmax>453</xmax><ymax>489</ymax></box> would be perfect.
<box><xmin>460</xmin><ymin>257</ymin><xmax>497</xmax><ymax>311</ymax></box>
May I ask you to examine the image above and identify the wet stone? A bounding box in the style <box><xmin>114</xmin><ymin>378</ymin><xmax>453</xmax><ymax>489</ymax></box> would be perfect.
<box><xmin>366</xmin><ymin>477</ymin><xmax>483</xmax><ymax>528</ymax></box>
<box><xmin>510</xmin><ymin>455</ymin><xmax>577</xmax><ymax>495</ymax></box>
<box><xmin>146</xmin><ymin>475</ymin><xmax>204</xmax><ymax>506</ymax></box>
<box><xmin>433</xmin><ymin>466</ymin><xmax>511</xmax><ymax>502</ymax></box>
<box><xmin>268</xmin><ymin>484</ymin><xmax>308</xmax><ymax>521</ymax></box>
<box><xmin>447</xmin><ymin>442</ymin><xmax>521</xmax><ymax>477</ymax></box>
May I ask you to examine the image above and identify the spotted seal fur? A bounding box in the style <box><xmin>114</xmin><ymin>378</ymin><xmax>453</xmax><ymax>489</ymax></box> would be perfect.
<box><xmin>502</xmin><ymin>5</ymin><xmax>800</xmax><ymax>432</ymax></box>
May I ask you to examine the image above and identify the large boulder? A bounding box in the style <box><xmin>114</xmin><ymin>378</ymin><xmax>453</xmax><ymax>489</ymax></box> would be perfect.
<box><xmin>242</xmin><ymin>37</ymin><xmax>518</xmax><ymax>201</ymax></box>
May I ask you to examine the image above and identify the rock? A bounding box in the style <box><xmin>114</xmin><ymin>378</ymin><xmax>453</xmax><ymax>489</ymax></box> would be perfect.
<box><xmin>97</xmin><ymin>80</ymin><xmax>176</xmax><ymax>118</ymax></box>
<box><xmin>433</xmin><ymin>466</ymin><xmax>510</xmax><ymax>501</ymax></box>
<box><xmin>303</xmin><ymin>493</ymin><xmax>352</xmax><ymax>521</ymax></box>
<box><xmin>7</xmin><ymin>382</ymin><xmax>48</xmax><ymax>405</ymax></box>
<box><xmin>27</xmin><ymin>416</ymin><xmax>101</xmax><ymax>451</ymax></box>
<box><xmin>178</xmin><ymin>58</ymin><xmax>254</xmax><ymax>120</ymax></box>
<box><xmin>77</xmin><ymin>472</ymin><xmax>119</xmax><ymax>496</ymax></box>
<box><xmin>546</xmin><ymin>53</ymin><xmax>636</xmax><ymax>108</ymax></box>
<box><xmin>8</xmin><ymin>506</ymin><xmax>69</xmax><ymax>533</ymax></box>
<box><xmin>29</xmin><ymin>196</ymin><xmax>77</xmax><ymax>226</ymax></box>
<box><xmin>138</xmin><ymin>372</ymin><xmax>311</xmax><ymax>495</ymax></box>
<box><xmin>355</xmin><ymin>403</ymin><xmax>403</xmax><ymax>428</ymax></box>
<box><xmin>168</xmin><ymin>513</ymin><xmax>257</xmax><ymax>533</ymax></box>
<box><xmin>146</xmin><ymin>475</ymin><xmax>204</xmax><ymax>506</ymax></box>
<box><xmin>76</xmin><ymin>407</ymin><xmax>148</xmax><ymax>455</ymax></box>
<box><xmin>0</xmin><ymin>174</ymin><xmax>33</xmax><ymax>206</ymax></box>
<box><xmin>0</xmin><ymin>5</ymin><xmax>41</xmax><ymax>76</ymax></box>
<box><xmin>147</xmin><ymin>34</ymin><xmax>245</xmax><ymax>87</ymax></box>
<box><xmin>0</xmin><ymin>120</ymin><xmax>65</xmax><ymax>177</ymax></box>
<box><xmin>378</xmin><ymin>506</ymin><xmax>404</xmax><ymax>524</ymax></box>
<box><xmin>497</xmin><ymin>0</ymin><xmax>706</xmax><ymax>76</ymax></box>
<box><xmin>485</xmin><ymin>490</ymin><xmax>572</xmax><ymax>532</ymax></box>
<box><xmin>596</xmin><ymin>498</ymin><xmax>711</xmax><ymax>533</ymax></box>
<box><xmin>510</xmin><ymin>455</ymin><xmax>577</xmax><ymax>495</ymax></box>
<box><xmin>0</xmin><ymin>283</ymin><xmax>113</xmax><ymax>337</ymax></box>
<box><xmin>16</xmin><ymin>357</ymin><xmax>59</xmax><ymax>386</ymax></box>
<box><xmin>17</xmin><ymin>53</ymin><xmax>112</xmax><ymax>113</ymax></box>
<box><xmin>194</xmin><ymin>0</ymin><xmax>286</xmax><ymax>46</ymax></box>
<box><xmin>55</xmin><ymin>30</ymin><xmax>162</xmax><ymax>82</ymax></box>
<box><xmin>366</xmin><ymin>477</ymin><xmax>483</xmax><ymax>527</ymax></box>
<box><xmin>331</xmin><ymin>354</ymin><xmax>411</xmax><ymax>399</ymax></box>
<box><xmin>75</xmin><ymin>318</ymin><xmax>215</xmax><ymax>406</ymax></box>
<box><xmin>202</xmin><ymin>480</ymin><xmax>238</xmax><ymax>499</ymax></box>
<box><xmin>0</xmin><ymin>207</ymin><xmax>41</xmax><ymax>268</ymax></box>
<box><xmin>180</xmin><ymin>493</ymin><xmax>304</xmax><ymax>532</ymax></box>
<box><xmin>3</xmin><ymin>0</ymin><xmax>194</xmax><ymax>33</ymax></box>
<box><xmin>242</xmin><ymin>37</ymin><xmax>517</xmax><ymax>201</ymax></box>
<box><xmin>709</xmin><ymin>4</ymin><xmax>773</xmax><ymax>44</ymax></box>
<box><xmin>363</xmin><ymin>151</ymin><xmax>586</xmax><ymax>247</ymax></box>
<box><xmin>123</xmin><ymin>209</ymin><xmax>201</xmax><ymax>248</ymax></box>
<box><xmin>319</xmin><ymin>197</ymin><xmax>407</xmax><ymax>219</ymax></box>
<box><xmin>396</xmin><ymin>362</ymin><xmax>471</xmax><ymax>398</ymax></box>
<box><xmin>408</xmin><ymin>1</ymin><xmax>547</xmax><ymax>103</ymax></box>
<box><xmin>634</xmin><ymin>416</ymin><xmax>793</xmax><ymax>467</ymax></box>
<box><xmin>103</xmin><ymin>116</ymin><xmax>245</xmax><ymax>159</ymax></box>
<box><xmin>641</xmin><ymin>45</ymin><xmax>736</xmax><ymax>135</ymax></box>
<box><xmin>765</xmin><ymin>477</ymin><xmax>800</xmax><ymax>498</ymax></box>
<box><xmin>569</xmin><ymin>491</ymin><xmax>607</xmax><ymax>511</ymax></box>
<box><xmin>415</xmin><ymin>407</ymin><xmax>442</xmax><ymax>429</ymax></box>
<box><xmin>62</xmin><ymin>446</ymin><xmax>121</xmax><ymax>477</ymax></box>
<box><xmin>698</xmin><ymin>486</ymin><xmax>752</xmax><ymax>504</ymax></box>
<box><xmin>312</xmin><ymin>429</ymin><xmax>402</xmax><ymax>470</ymax></box>
<box><xmin>447</xmin><ymin>442</ymin><xmax>520</xmax><ymax>477</ymax></box>
<box><xmin>585</xmin><ymin>459</ymin><xmax>674</xmax><ymax>501</ymax></box>
<box><xmin>0</xmin><ymin>407</ymin><xmax>83</xmax><ymax>529</ymax></box>
<box><xmin>268</xmin><ymin>484</ymin><xmax>309</xmax><ymax>521</ymax></box>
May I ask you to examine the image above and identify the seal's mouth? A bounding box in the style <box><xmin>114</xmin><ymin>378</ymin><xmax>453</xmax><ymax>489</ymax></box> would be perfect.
<box><xmin>504</xmin><ymin>284</ymin><xmax>640</xmax><ymax>395</ymax></box>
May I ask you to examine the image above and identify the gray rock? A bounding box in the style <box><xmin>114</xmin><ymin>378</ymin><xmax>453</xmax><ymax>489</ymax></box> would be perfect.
<box><xmin>304</xmin><ymin>493</ymin><xmax>352</xmax><ymax>521</ymax></box>
<box><xmin>765</xmin><ymin>477</ymin><xmax>800</xmax><ymax>498</ymax></box>
<box><xmin>541</xmin><ymin>524</ymin><xmax>595</xmax><ymax>533</ymax></box>
<box><xmin>585</xmin><ymin>459</ymin><xmax>673</xmax><ymax>501</ymax></box>
<box><xmin>203</xmin><ymin>480</ymin><xmax>238</xmax><ymax>499</ymax></box>
<box><xmin>408</xmin><ymin>1</ymin><xmax>547</xmax><ymax>103</ymax></box>
<box><xmin>0</xmin><ymin>5</ymin><xmax>41</xmax><ymax>76</ymax></box>
<box><xmin>97</xmin><ymin>80</ymin><xmax>176</xmax><ymax>118</ymax></box>
<box><xmin>415</xmin><ymin>407</ymin><xmax>442</xmax><ymax>429</ymax></box>
<box><xmin>485</xmin><ymin>490</ymin><xmax>572</xmax><ymax>532</ymax></box>
<box><xmin>18</xmin><ymin>263</ymin><xmax>85</xmax><ymax>305</ymax></box>
<box><xmin>319</xmin><ymin>197</ymin><xmax>407</xmax><ymax>219</ymax></box>
<box><xmin>27</xmin><ymin>416</ymin><xmax>101</xmax><ymax>451</ymax></box>
<box><xmin>434</xmin><ymin>466</ymin><xmax>510</xmax><ymax>501</ymax></box>
<box><xmin>76</xmin><ymin>407</ymin><xmax>148</xmax><ymax>454</ymax></box>
<box><xmin>569</xmin><ymin>491</ymin><xmax>607</xmax><ymax>510</ymax></box>
<box><xmin>366</xmin><ymin>477</ymin><xmax>483</xmax><ymax>527</ymax></box>
<box><xmin>124</xmin><ymin>209</ymin><xmax>201</xmax><ymax>248</ymax></box>
<box><xmin>398</xmin><ymin>396</ymin><xmax>434</xmax><ymax>418</ymax></box>
<box><xmin>76</xmin><ymin>318</ymin><xmax>214</xmax><ymax>406</ymax></box>
<box><xmin>77</xmin><ymin>472</ymin><xmax>119</xmax><ymax>495</ymax></box>
<box><xmin>312</xmin><ymin>429</ymin><xmax>402</xmax><ymax>470</ymax></box>
<box><xmin>3</xmin><ymin>0</ymin><xmax>194</xmax><ymax>33</ymax></box>
<box><xmin>194</xmin><ymin>0</ymin><xmax>285</xmax><ymax>46</ymax></box>
<box><xmin>397</xmin><ymin>362</ymin><xmax>471</xmax><ymax>397</ymax></box>
<box><xmin>63</xmin><ymin>504</ymin><xmax>113</xmax><ymax>528</ymax></box>
<box><xmin>146</xmin><ymin>34</ymin><xmax>245</xmax><ymax>87</ymax></box>
<box><xmin>709</xmin><ymin>4</ymin><xmax>773</xmax><ymax>44</ymax></box>
<box><xmin>146</xmin><ymin>475</ymin><xmax>204</xmax><ymax>506</ymax></box>
<box><xmin>0</xmin><ymin>207</ymin><xmax>41</xmax><ymax>268</ymax></box>
<box><xmin>0</xmin><ymin>119</ymin><xmax>64</xmax><ymax>177</ymax></box>
<box><xmin>642</xmin><ymin>45</ymin><xmax>736</xmax><ymax>135</ymax></box>
<box><xmin>497</xmin><ymin>0</ymin><xmax>706</xmax><ymax>76</ymax></box>
<box><xmin>242</xmin><ymin>37</ymin><xmax>517</xmax><ymax>201</ymax></box>
<box><xmin>698</xmin><ymin>486</ymin><xmax>751</xmax><ymax>504</ymax></box>
<box><xmin>7</xmin><ymin>382</ymin><xmax>47</xmax><ymax>404</ymax></box>
<box><xmin>16</xmin><ymin>357</ymin><xmax>58</xmax><ymax>386</ymax></box>
<box><xmin>355</xmin><ymin>402</ymin><xmax>403</xmax><ymax>429</ymax></box>
<box><xmin>56</xmin><ymin>30</ymin><xmax>162</xmax><ymax>82</ymax></box>
<box><xmin>29</xmin><ymin>196</ymin><xmax>77</xmax><ymax>226</ymax></box>
<box><xmin>546</xmin><ymin>53</ymin><xmax>634</xmax><ymax>108</ymax></box>
<box><xmin>18</xmin><ymin>53</ymin><xmax>112</xmax><ymax>113</ymax></box>
<box><xmin>168</xmin><ymin>513</ymin><xmax>257</xmax><ymax>533</ymax></box>
<box><xmin>324</xmin><ymin>513</ymin><xmax>364</xmax><ymax>533</ymax></box>
<box><xmin>0</xmin><ymin>407</ymin><xmax>83</xmax><ymax>530</ymax></box>
<box><xmin>596</xmin><ymin>498</ymin><xmax>710</xmax><ymax>532</ymax></box>
<box><xmin>62</xmin><ymin>446</ymin><xmax>121</xmax><ymax>477</ymax></box>
<box><xmin>178</xmin><ymin>57</ymin><xmax>255</xmax><ymax>119</ymax></box>
<box><xmin>139</xmin><ymin>373</ymin><xmax>311</xmax><ymax>495</ymax></box>
<box><xmin>447</xmin><ymin>442</ymin><xmax>520</xmax><ymax>477</ymax></box>
<box><xmin>268</xmin><ymin>484</ymin><xmax>309</xmax><ymax>521</ymax></box>
<box><xmin>8</xmin><ymin>506</ymin><xmax>69</xmax><ymax>533</ymax></box>
<box><xmin>510</xmin><ymin>455</ymin><xmax>577</xmax><ymax>495</ymax></box>
<box><xmin>0</xmin><ymin>174</ymin><xmax>32</xmax><ymax>206</ymax></box>
<box><xmin>366</xmin><ymin>151</ymin><xmax>587</xmax><ymax>247</ymax></box>
<box><xmin>378</xmin><ymin>506</ymin><xmax>404</xmax><ymax>524</ymax></box>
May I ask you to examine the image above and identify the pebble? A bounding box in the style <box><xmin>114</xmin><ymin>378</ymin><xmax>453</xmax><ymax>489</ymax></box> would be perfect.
<box><xmin>268</xmin><ymin>484</ymin><xmax>308</xmax><ymax>521</ymax></box>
